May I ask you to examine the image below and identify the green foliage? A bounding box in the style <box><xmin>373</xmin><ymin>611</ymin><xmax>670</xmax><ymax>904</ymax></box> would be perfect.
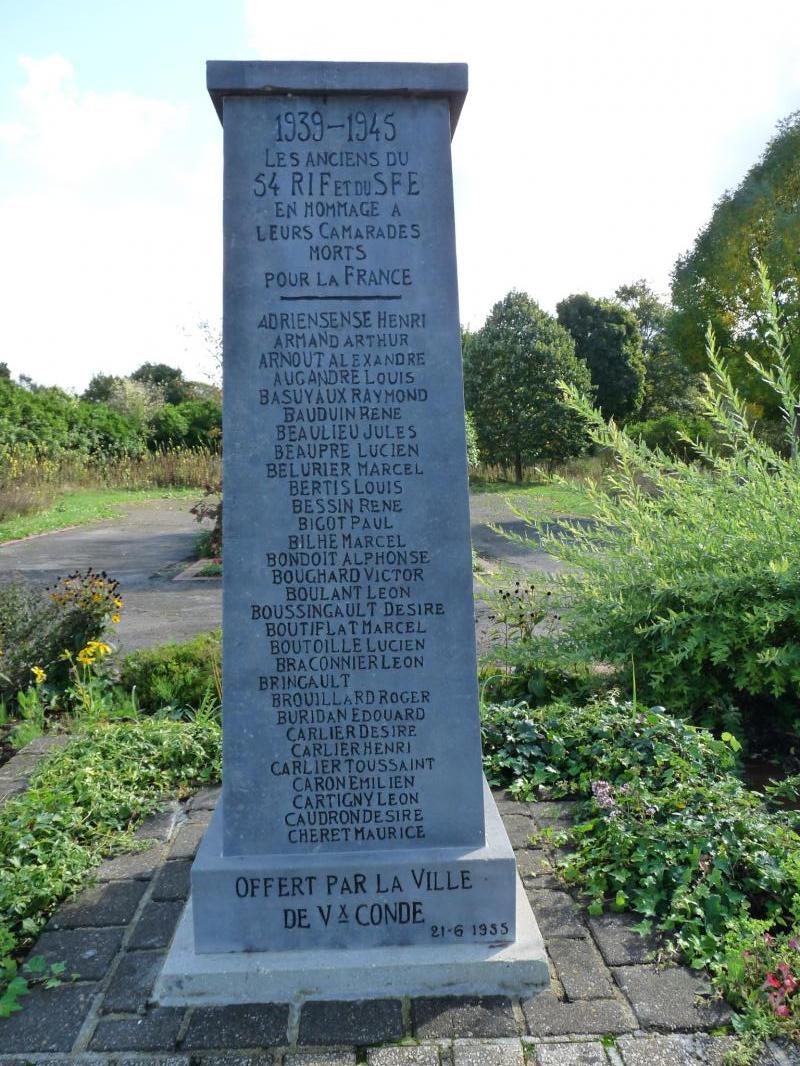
<box><xmin>615</xmin><ymin>279</ymin><xmax>700</xmax><ymax>419</ymax></box>
<box><xmin>625</xmin><ymin>413</ymin><xmax>717</xmax><ymax>461</ymax></box>
<box><xmin>481</xmin><ymin>699</ymin><xmax>799</xmax><ymax>970</ymax></box>
<box><xmin>465</xmin><ymin>410</ymin><xmax>480</xmax><ymax>471</ymax></box>
<box><xmin>715</xmin><ymin>921</ymin><xmax>800</xmax><ymax>1048</ymax></box>
<box><xmin>120</xmin><ymin>631</ymin><xmax>221</xmax><ymax>714</ymax></box>
<box><xmin>0</xmin><ymin>370</ymin><xmax>221</xmax><ymax>465</ymax></box>
<box><xmin>670</xmin><ymin>111</ymin><xmax>800</xmax><ymax>417</ymax></box>
<box><xmin>0</xmin><ymin>715</ymin><xmax>221</xmax><ymax>1013</ymax></box>
<box><xmin>478</xmin><ymin>578</ymin><xmax>599</xmax><ymax>707</ymax></box>
<box><xmin>8</xmin><ymin>683</ymin><xmax>46</xmax><ymax>749</ymax></box>
<box><xmin>130</xmin><ymin>362</ymin><xmax>191</xmax><ymax>405</ymax></box>
<box><xmin>82</xmin><ymin>373</ymin><xmax>120</xmax><ymax>404</ymax></box>
<box><xmin>518</xmin><ymin>266</ymin><xmax>800</xmax><ymax>736</ymax></box>
<box><xmin>556</xmin><ymin>293</ymin><xmax>646</xmax><ymax>421</ymax></box>
<box><xmin>0</xmin><ymin>570</ymin><xmax>121</xmax><ymax>709</ymax></box>
<box><xmin>0</xmin><ymin>378</ymin><xmax>145</xmax><ymax>460</ymax></box>
<box><xmin>463</xmin><ymin>291</ymin><xmax>592</xmax><ymax>481</ymax></box>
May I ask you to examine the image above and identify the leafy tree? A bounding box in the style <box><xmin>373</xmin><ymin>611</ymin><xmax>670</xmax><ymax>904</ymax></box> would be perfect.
<box><xmin>614</xmin><ymin>279</ymin><xmax>668</xmax><ymax>354</ymax></box>
<box><xmin>106</xmin><ymin>378</ymin><xmax>162</xmax><ymax>422</ymax></box>
<box><xmin>556</xmin><ymin>294</ymin><xmax>645</xmax><ymax>421</ymax></box>
<box><xmin>131</xmin><ymin>362</ymin><xmax>190</xmax><ymax>405</ymax></box>
<box><xmin>0</xmin><ymin>363</ymin><xmax>10</xmax><ymax>380</ymax></box>
<box><xmin>615</xmin><ymin>279</ymin><xmax>699</xmax><ymax>418</ymax></box>
<box><xmin>463</xmin><ymin>291</ymin><xmax>591</xmax><ymax>482</ymax></box>
<box><xmin>669</xmin><ymin>111</ymin><xmax>800</xmax><ymax>413</ymax></box>
<box><xmin>82</xmin><ymin>373</ymin><xmax>122</xmax><ymax>404</ymax></box>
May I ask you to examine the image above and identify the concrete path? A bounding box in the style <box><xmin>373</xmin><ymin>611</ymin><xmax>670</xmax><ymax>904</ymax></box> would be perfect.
<box><xmin>0</xmin><ymin>499</ymin><xmax>221</xmax><ymax>654</ymax></box>
<box><xmin>0</xmin><ymin>493</ymin><xmax>566</xmax><ymax>655</ymax></box>
<box><xmin>469</xmin><ymin>492</ymin><xmax>570</xmax><ymax>578</ymax></box>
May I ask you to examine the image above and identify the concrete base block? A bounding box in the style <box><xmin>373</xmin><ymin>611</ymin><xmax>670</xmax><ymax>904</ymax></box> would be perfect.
<box><xmin>190</xmin><ymin>780</ymin><xmax>521</xmax><ymax>953</ymax></box>
<box><xmin>154</xmin><ymin>876</ymin><xmax>548</xmax><ymax>1005</ymax></box>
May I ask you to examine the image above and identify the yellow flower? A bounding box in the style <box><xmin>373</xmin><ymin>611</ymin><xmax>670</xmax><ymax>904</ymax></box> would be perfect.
<box><xmin>78</xmin><ymin>640</ymin><xmax>112</xmax><ymax>662</ymax></box>
<box><xmin>31</xmin><ymin>665</ymin><xmax>47</xmax><ymax>684</ymax></box>
<box><xmin>113</xmin><ymin>597</ymin><xmax>123</xmax><ymax>608</ymax></box>
<box><xmin>111</xmin><ymin>614</ymin><xmax>121</xmax><ymax>625</ymax></box>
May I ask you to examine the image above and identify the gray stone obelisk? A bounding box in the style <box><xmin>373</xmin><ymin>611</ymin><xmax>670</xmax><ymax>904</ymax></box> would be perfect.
<box><xmin>156</xmin><ymin>61</ymin><xmax>547</xmax><ymax>1004</ymax></box>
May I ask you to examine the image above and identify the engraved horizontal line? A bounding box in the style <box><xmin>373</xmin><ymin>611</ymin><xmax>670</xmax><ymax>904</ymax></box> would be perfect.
<box><xmin>279</xmin><ymin>295</ymin><xmax>404</xmax><ymax>302</ymax></box>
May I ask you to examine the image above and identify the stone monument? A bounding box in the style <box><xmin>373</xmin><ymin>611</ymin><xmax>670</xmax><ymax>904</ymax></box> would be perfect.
<box><xmin>156</xmin><ymin>60</ymin><xmax>548</xmax><ymax>1004</ymax></box>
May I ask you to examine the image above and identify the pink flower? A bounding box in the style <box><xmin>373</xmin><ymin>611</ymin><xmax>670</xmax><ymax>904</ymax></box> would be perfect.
<box><xmin>789</xmin><ymin>938</ymin><xmax>800</xmax><ymax>951</ymax></box>
<box><xmin>764</xmin><ymin>933</ymin><xmax>777</xmax><ymax>946</ymax></box>
<box><xmin>774</xmin><ymin>1004</ymin><xmax>791</xmax><ymax>1019</ymax></box>
<box><xmin>765</xmin><ymin>973</ymin><xmax>782</xmax><ymax>990</ymax></box>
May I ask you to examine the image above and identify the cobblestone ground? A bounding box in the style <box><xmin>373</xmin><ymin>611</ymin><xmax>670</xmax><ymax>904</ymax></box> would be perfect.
<box><xmin>1</xmin><ymin>750</ymin><xmax>796</xmax><ymax>1064</ymax></box>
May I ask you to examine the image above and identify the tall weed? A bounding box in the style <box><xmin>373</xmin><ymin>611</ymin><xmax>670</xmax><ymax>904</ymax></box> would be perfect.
<box><xmin>0</xmin><ymin>446</ymin><xmax>220</xmax><ymax>522</ymax></box>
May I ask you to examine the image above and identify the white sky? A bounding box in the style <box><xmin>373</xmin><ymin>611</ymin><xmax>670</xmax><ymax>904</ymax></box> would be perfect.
<box><xmin>2</xmin><ymin>0</ymin><xmax>800</xmax><ymax>391</ymax></box>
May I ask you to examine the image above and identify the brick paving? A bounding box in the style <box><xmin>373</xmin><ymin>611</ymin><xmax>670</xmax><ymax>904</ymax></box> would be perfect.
<box><xmin>0</xmin><ymin>750</ymin><xmax>793</xmax><ymax>1063</ymax></box>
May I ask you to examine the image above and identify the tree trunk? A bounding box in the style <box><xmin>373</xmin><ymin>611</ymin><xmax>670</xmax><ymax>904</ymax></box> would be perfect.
<box><xmin>514</xmin><ymin>452</ymin><xmax>523</xmax><ymax>483</ymax></box>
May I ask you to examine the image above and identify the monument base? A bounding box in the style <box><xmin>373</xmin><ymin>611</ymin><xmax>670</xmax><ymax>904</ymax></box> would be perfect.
<box><xmin>190</xmin><ymin>781</ymin><xmax>522</xmax><ymax>953</ymax></box>
<box><xmin>154</xmin><ymin>877</ymin><xmax>548</xmax><ymax>1004</ymax></box>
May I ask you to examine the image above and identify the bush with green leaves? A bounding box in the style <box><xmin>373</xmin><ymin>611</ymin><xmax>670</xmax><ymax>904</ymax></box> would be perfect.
<box><xmin>465</xmin><ymin>410</ymin><xmax>480</xmax><ymax>472</ymax></box>
<box><xmin>0</xmin><ymin>378</ymin><xmax>146</xmax><ymax>461</ymax></box>
<box><xmin>0</xmin><ymin>712</ymin><xmax>221</xmax><ymax>1014</ymax></box>
<box><xmin>512</xmin><ymin>264</ymin><xmax>800</xmax><ymax>738</ymax></box>
<box><xmin>481</xmin><ymin>698</ymin><xmax>800</xmax><ymax>995</ymax></box>
<box><xmin>148</xmin><ymin>400</ymin><xmax>222</xmax><ymax>451</ymax></box>
<box><xmin>0</xmin><ymin>570</ymin><xmax>121</xmax><ymax>709</ymax></box>
<box><xmin>120</xmin><ymin>630</ymin><xmax>221</xmax><ymax>714</ymax></box>
<box><xmin>625</xmin><ymin>412</ymin><xmax>717</xmax><ymax>462</ymax></box>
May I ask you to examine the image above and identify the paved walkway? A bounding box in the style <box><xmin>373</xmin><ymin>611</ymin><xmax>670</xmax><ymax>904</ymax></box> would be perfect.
<box><xmin>0</xmin><ymin>758</ymin><xmax>760</xmax><ymax>1065</ymax></box>
<box><xmin>0</xmin><ymin>499</ymin><xmax>221</xmax><ymax>653</ymax></box>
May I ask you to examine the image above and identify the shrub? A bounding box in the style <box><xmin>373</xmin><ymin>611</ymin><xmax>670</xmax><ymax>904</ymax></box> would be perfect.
<box><xmin>0</xmin><ymin>714</ymin><xmax>221</xmax><ymax>1014</ymax></box>
<box><xmin>465</xmin><ymin>411</ymin><xmax>480</xmax><ymax>471</ymax></box>
<box><xmin>625</xmin><ymin>412</ymin><xmax>716</xmax><ymax>462</ymax></box>
<box><xmin>514</xmin><ymin>265</ymin><xmax>800</xmax><ymax>739</ymax></box>
<box><xmin>0</xmin><ymin>379</ymin><xmax>145</xmax><ymax>461</ymax></box>
<box><xmin>148</xmin><ymin>401</ymin><xmax>221</xmax><ymax>452</ymax></box>
<box><xmin>0</xmin><ymin>570</ymin><xmax>121</xmax><ymax>707</ymax></box>
<box><xmin>120</xmin><ymin>631</ymin><xmax>221</xmax><ymax>714</ymax></box>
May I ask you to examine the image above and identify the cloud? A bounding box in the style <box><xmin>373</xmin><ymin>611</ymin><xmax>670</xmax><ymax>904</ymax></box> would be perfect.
<box><xmin>0</xmin><ymin>54</ymin><xmax>183</xmax><ymax>183</ymax></box>
<box><xmin>0</xmin><ymin>57</ymin><xmax>218</xmax><ymax>390</ymax></box>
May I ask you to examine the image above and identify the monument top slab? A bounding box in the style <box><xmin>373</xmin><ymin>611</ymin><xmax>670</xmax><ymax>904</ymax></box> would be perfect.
<box><xmin>206</xmin><ymin>60</ymin><xmax>468</xmax><ymax>131</ymax></box>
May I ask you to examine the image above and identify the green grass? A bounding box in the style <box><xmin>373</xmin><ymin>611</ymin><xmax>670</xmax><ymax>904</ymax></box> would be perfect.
<box><xmin>0</xmin><ymin>488</ymin><xmax>200</xmax><ymax>544</ymax></box>
<box><xmin>470</xmin><ymin>479</ymin><xmax>595</xmax><ymax>517</ymax></box>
